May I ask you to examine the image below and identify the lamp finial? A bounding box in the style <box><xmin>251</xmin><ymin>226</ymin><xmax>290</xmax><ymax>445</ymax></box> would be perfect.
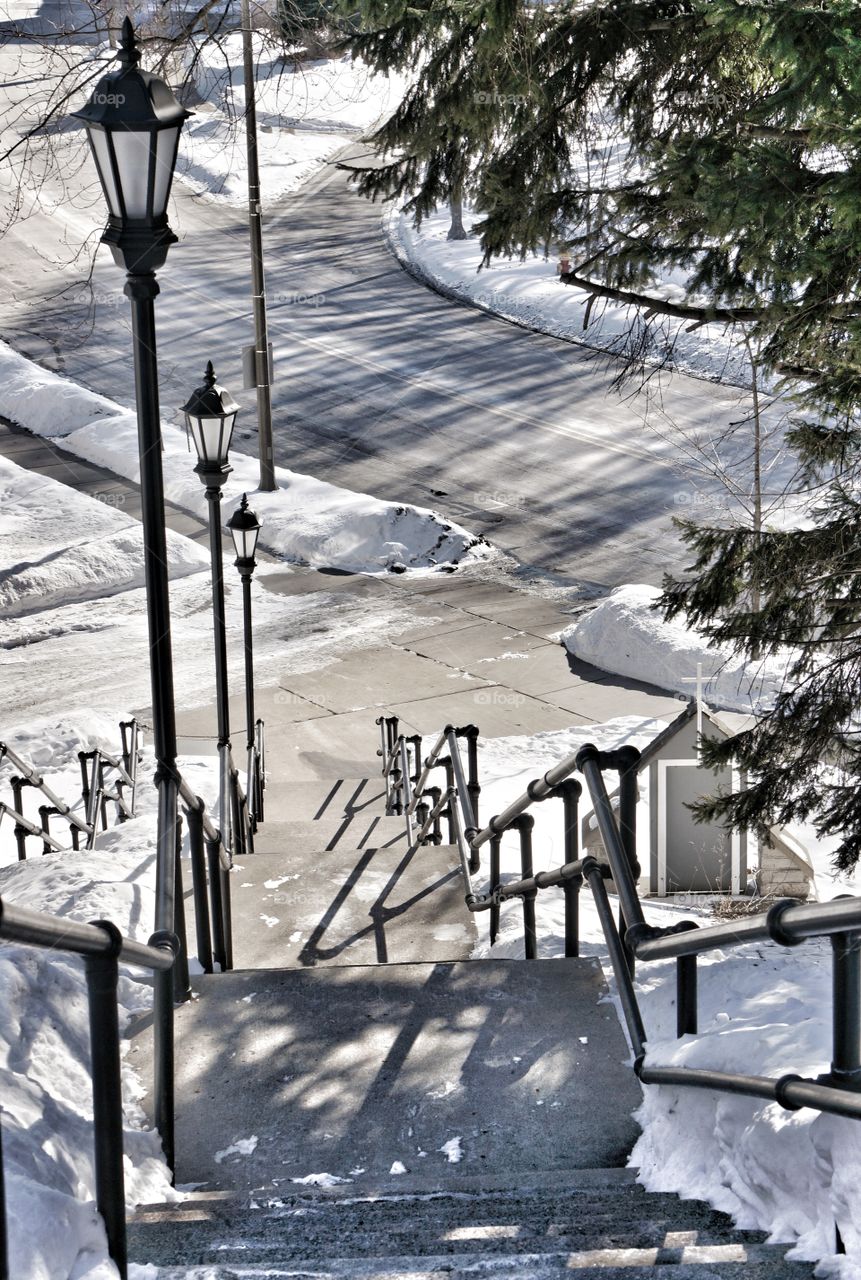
<box><xmin>118</xmin><ymin>18</ymin><xmax>141</xmax><ymax>70</ymax></box>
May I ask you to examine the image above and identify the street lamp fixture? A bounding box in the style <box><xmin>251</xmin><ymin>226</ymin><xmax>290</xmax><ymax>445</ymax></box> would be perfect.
<box><xmin>73</xmin><ymin>17</ymin><xmax>190</xmax><ymax>275</ymax></box>
<box><xmin>227</xmin><ymin>491</ymin><xmax>261</xmax><ymax>566</ymax></box>
<box><xmin>182</xmin><ymin>361</ymin><xmax>239</xmax><ymax>480</ymax></box>
<box><xmin>183</xmin><ymin>364</ymin><xmax>236</xmax><ymax>750</ymax></box>
<box><xmin>227</xmin><ymin>494</ymin><xmax>263</xmax><ymax>827</ymax></box>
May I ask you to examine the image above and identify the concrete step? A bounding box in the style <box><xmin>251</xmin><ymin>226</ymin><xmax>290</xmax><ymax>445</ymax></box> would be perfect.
<box><xmin>222</xmin><ymin>843</ymin><xmax>475</xmax><ymax>968</ymax></box>
<box><xmin>250</xmin><ymin>814</ymin><xmax>408</xmax><ymax>856</ymax></box>
<box><xmin>272</xmin><ymin>777</ymin><xmax>389</xmax><ymax>821</ymax></box>
<box><xmin>128</xmin><ymin>959</ymin><xmax>642</xmax><ymax>1196</ymax></box>
<box><xmin>128</xmin><ymin>1179</ymin><xmax>817</xmax><ymax>1277</ymax></box>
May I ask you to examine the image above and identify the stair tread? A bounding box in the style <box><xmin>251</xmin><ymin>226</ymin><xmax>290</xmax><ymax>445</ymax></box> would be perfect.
<box><xmin>219</xmin><ymin>843</ymin><xmax>474</xmax><ymax>970</ymax></box>
<box><xmin>257</xmin><ymin>777</ymin><xmax>389</xmax><ymax>824</ymax></box>
<box><xmin>128</xmin><ymin>960</ymin><xmax>642</xmax><ymax>1195</ymax></box>
<box><xmin>251</xmin><ymin>815</ymin><xmax>409</xmax><ymax>854</ymax></box>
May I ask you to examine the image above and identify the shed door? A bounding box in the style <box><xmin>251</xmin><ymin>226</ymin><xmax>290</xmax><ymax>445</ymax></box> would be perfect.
<box><xmin>657</xmin><ymin>760</ymin><xmax>740</xmax><ymax>895</ymax></box>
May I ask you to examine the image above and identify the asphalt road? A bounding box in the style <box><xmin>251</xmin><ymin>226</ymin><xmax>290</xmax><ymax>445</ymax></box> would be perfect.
<box><xmin>1</xmin><ymin>130</ymin><xmax>754</xmax><ymax>591</ymax></box>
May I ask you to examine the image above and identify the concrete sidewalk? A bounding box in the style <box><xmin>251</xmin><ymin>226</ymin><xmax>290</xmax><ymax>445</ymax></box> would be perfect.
<box><xmin>174</xmin><ymin>560</ymin><xmax>682</xmax><ymax>795</ymax></box>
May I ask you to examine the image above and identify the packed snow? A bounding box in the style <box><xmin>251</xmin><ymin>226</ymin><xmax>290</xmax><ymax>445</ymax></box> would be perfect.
<box><xmin>0</xmin><ymin>339</ymin><xmax>486</xmax><ymax>575</ymax></box>
<box><xmin>563</xmin><ymin>582</ymin><xmax>792</xmax><ymax>713</ymax></box>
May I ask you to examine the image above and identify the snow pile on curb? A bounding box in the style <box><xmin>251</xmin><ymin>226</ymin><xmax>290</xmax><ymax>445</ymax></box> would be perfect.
<box><xmin>0</xmin><ymin>457</ymin><xmax>208</xmax><ymax>617</ymax></box>
<box><xmin>563</xmin><ymin>583</ymin><xmax>791</xmax><ymax>713</ymax></box>
<box><xmin>385</xmin><ymin>205</ymin><xmax>750</xmax><ymax>387</ymax></box>
<box><xmin>0</xmin><ymin>340</ymin><xmax>487</xmax><ymax>575</ymax></box>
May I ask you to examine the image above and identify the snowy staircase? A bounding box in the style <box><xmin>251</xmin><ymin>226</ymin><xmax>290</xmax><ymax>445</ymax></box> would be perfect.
<box><xmin>128</xmin><ymin>764</ymin><xmax>820</xmax><ymax>1278</ymax></box>
<box><xmin>130</xmin><ymin>1172</ymin><xmax>818</xmax><ymax>1278</ymax></box>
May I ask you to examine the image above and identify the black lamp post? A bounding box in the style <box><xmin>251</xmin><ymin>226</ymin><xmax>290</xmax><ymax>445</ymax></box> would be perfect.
<box><xmin>227</xmin><ymin>494</ymin><xmax>262</xmax><ymax>826</ymax></box>
<box><xmin>73</xmin><ymin>17</ymin><xmax>189</xmax><ymax>772</ymax></box>
<box><xmin>72</xmin><ymin>11</ymin><xmax>191</xmax><ymax>1219</ymax></box>
<box><xmin>182</xmin><ymin>362</ymin><xmax>239</xmax><ymax>750</ymax></box>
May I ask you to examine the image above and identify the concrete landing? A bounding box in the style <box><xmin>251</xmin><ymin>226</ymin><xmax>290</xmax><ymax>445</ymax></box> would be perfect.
<box><xmin>226</xmin><ymin>842</ymin><xmax>474</xmax><ymax>968</ymax></box>
<box><xmin>133</xmin><ymin>959</ymin><xmax>641</xmax><ymax>1192</ymax></box>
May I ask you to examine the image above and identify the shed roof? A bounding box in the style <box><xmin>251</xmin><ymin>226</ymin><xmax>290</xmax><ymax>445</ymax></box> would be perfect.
<box><xmin>636</xmin><ymin>699</ymin><xmax>750</xmax><ymax>770</ymax></box>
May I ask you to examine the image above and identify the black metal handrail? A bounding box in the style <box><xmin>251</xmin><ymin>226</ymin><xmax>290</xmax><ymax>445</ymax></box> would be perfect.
<box><xmin>460</xmin><ymin>733</ymin><xmax>861</xmax><ymax>1125</ymax></box>
<box><xmin>573</xmin><ymin>742</ymin><xmax>861</xmax><ymax>1120</ymax></box>
<box><xmin>0</xmin><ymin>897</ymin><xmax>176</xmax><ymax>1280</ymax></box>
<box><xmin>0</xmin><ymin>720</ymin><xmax>142</xmax><ymax>858</ymax></box>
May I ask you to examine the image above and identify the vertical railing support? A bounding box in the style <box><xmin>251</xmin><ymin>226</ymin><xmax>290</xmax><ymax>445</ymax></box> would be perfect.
<box><xmin>463</xmin><ymin>724</ymin><xmax>481</xmax><ymax>833</ymax></box>
<box><xmin>149</xmin><ymin>930</ymin><xmax>178</xmax><ymax>1177</ymax></box>
<box><xmin>10</xmin><ymin>779</ymin><xmax>27</xmax><ymax>860</ymax></box>
<box><xmin>516</xmin><ymin>814</ymin><xmax>537</xmax><ymax>960</ymax></box>
<box><xmin>186</xmin><ymin>804</ymin><xmax>213</xmax><ymax>974</ymax></box>
<box><xmin>206</xmin><ymin>836</ymin><xmax>227</xmax><ymax>971</ymax></box>
<box><xmin>676</xmin><ymin>955</ymin><xmax>698</xmax><ymax>1037</ymax></box>
<box><xmin>429</xmin><ymin>786</ymin><xmax>442</xmax><ymax>844</ymax></box>
<box><xmin>172</xmin><ymin>826</ymin><xmax>192</xmax><ymax>1004</ymax></box>
<box><xmin>489</xmin><ymin>832</ymin><xmax>502</xmax><ymax>947</ymax></box>
<box><xmin>38</xmin><ymin>805</ymin><xmax>52</xmax><ymax>856</ymax></box>
<box><xmin>442</xmin><ymin>759</ymin><xmax>455</xmax><ymax>844</ymax></box>
<box><xmin>829</xmin><ymin>929</ymin><xmax>861</xmax><ymax>1087</ymax></box>
<box><xmin>560</xmin><ymin>779</ymin><xmax>581</xmax><ymax>958</ymax></box>
<box><xmin>85</xmin><ymin>921</ymin><xmax>128</xmax><ymax>1279</ymax></box>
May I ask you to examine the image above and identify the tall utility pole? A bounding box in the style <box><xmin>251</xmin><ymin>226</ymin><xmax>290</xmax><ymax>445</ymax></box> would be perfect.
<box><xmin>240</xmin><ymin>0</ymin><xmax>276</xmax><ymax>491</ymax></box>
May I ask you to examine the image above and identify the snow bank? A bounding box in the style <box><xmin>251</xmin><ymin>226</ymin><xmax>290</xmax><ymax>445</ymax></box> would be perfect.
<box><xmin>0</xmin><ymin>456</ymin><xmax>208</xmax><ymax>617</ymax></box>
<box><xmin>0</xmin><ymin>340</ymin><xmax>486</xmax><ymax>574</ymax></box>
<box><xmin>387</xmin><ymin>206</ymin><xmax>752</xmax><ymax>388</ymax></box>
<box><xmin>563</xmin><ymin>583</ymin><xmax>791</xmax><ymax>713</ymax></box>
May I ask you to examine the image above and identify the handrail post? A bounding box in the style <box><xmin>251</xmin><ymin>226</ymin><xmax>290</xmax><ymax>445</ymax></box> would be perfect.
<box><xmin>677</xmin><ymin>956</ymin><xmax>698</xmax><ymax>1036</ymax></box>
<box><xmin>429</xmin><ymin>786</ymin><xmax>442</xmax><ymax>844</ymax></box>
<box><xmin>38</xmin><ymin>804</ymin><xmax>52</xmax><ymax>857</ymax></box>
<box><xmin>255</xmin><ymin>720</ymin><xmax>265</xmax><ymax>823</ymax></box>
<box><xmin>560</xmin><ymin>780</ymin><xmax>582</xmax><ymax>958</ymax></box>
<box><xmin>576</xmin><ymin>746</ymin><xmax>646</xmax><ymax>936</ymax></box>
<box><xmin>186</xmin><ymin>804</ymin><xmax>213</xmax><ymax>973</ymax></box>
<box><xmin>172</xmin><ymin>822</ymin><xmax>191</xmax><ymax>1004</ymax></box>
<box><xmin>442</xmin><ymin>759</ymin><xmax>455</xmax><ymax>843</ymax></box>
<box><xmin>581</xmin><ymin>858</ymin><xmax>647</xmax><ymax>1062</ymax></box>
<box><xmin>516</xmin><ymin>814</ymin><xmax>537</xmax><ymax>959</ymax></box>
<box><xmin>206</xmin><ymin>835</ymin><xmax>227</xmax><ymax>971</ymax></box>
<box><xmin>85</xmin><ymin>921</ymin><xmax>128</xmax><ymax>1279</ymax></box>
<box><xmin>827</xmin><ymin>928</ymin><xmax>861</xmax><ymax>1088</ymax></box>
<box><xmin>408</xmin><ymin>734</ymin><xmax>422</xmax><ymax>785</ymax></box>
<box><xmin>10</xmin><ymin>779</ymin><xmax>27</xmax><ymax>861</ymax></box>
<box><xmin>617</xmin><ymin>745</ymin><xmax>641</xmax><ymax>882</ymax></box>
<box><xmin>416</xmin><ymin>798</ymin><xmax>429</xmax><ymax>842</ymax></box>
<box><xmin>462</xmin><ymin>724</ymin><xmax>481</xmax><ymax>831</ymax></box>
<box><xmin>220</xmin><ymin>857</ymin><xmax>234</xmax><ymax>972</ymax></box>
<box><xmin>149</xmin><ymin>929</ymin><xmax>179</xmax><ymax>1177</ymax></box>
<box><xmin>489</xmin><ymin>832</ymin><xmax>502</xmax><ymax>946</ymax></box>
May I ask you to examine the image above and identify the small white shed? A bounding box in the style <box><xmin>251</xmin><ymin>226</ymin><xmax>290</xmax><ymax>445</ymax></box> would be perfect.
<box><xmin>581</xmin><ymin>701</ymin><xmax>814</xmax><ymax>900</ymax></box>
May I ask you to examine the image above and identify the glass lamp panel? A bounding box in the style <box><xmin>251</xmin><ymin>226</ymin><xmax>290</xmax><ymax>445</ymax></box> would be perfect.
<box><xmin>230</xmin><ymin>526</ymin><xmax>250</xmax><ymax>560</ymax></box>
<box><xmin>187</xmin><ymin>416</ymin><xmax>206</xmax><ymax>463</ymax></box>
<box><xmin>89</xmin><ymin>129</ymin><xmax>122</xmax><ymax>217</ymax></box>
<box><xmin>113</xmin><ymin>129</ymin><xmax>154</xmax><ymax>218</ymax></box>
<box><xmin>152</xmin><ymin>126</ymin><xmax>181</xmax><ymax>217</ymax></box>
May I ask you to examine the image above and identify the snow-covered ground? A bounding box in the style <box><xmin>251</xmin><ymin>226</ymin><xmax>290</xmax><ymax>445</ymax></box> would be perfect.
<box><xmin>474</xmin><ymin>721</ymin><xmax>861</xmax><ymax>1279</ymax></box>
<box><xmin>176</xmin><ymin>35</ymin><xmax>406</xmax><ymax>207</ymax></box>
<box><xmin>0</xmin><ymin>340</ymin><xmax>486</xmax><ymax>575</ymax></box>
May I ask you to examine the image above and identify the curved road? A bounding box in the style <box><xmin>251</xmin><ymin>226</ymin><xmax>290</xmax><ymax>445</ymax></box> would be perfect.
<box><xmin>3</xmin><ymin>142</ymin><xmax>751</xmax><ymax>590</ymax></box>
